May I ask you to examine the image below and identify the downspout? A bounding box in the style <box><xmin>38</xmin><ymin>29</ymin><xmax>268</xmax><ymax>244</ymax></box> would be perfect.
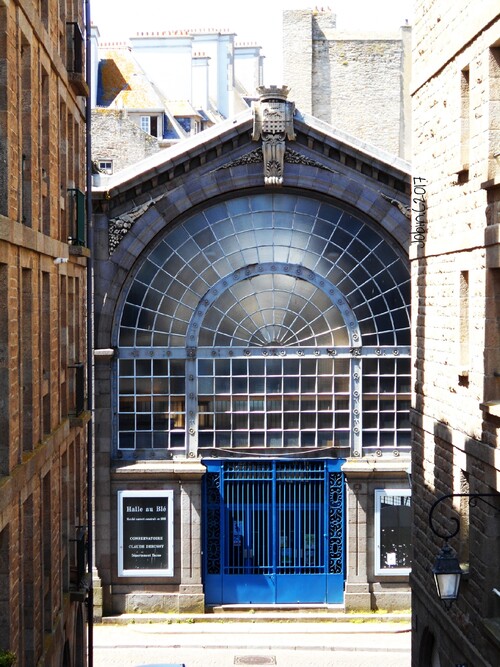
<box><xmin>84</xmin><ymin>1</ymin><xmax>94</xmax><ymax>665</ymax></box>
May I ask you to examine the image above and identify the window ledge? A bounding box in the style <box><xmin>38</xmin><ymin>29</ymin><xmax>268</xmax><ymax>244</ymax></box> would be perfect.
<box><xmin>480</xmin><ymin>400</ymin><xmax>500</xmax><ymax>419</ymax></box>
<box><xmin>69</xmin><ymin>410</ymin><xmax>92</xmax><ymax>428</ymax></box>
<box><xmin>481</xmin><ymin>175</ymin><xmax>500</xmax><ymax>191</ymax></box>
<box><xmin>69</xmin><ymin>72</ymin><xmax>89</xmax><ymax>97</ymax></box>
<box><xmin>69</xmin><ymin>245</ymin><xmax>90</xmax><ymax>257</ymax></box>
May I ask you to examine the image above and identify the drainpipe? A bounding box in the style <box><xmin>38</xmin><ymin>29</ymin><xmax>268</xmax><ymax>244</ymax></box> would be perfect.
<box><xmin>84</xmin><ymin>0</ymin><xmax>94</xmax><ymax>665</ymax></box>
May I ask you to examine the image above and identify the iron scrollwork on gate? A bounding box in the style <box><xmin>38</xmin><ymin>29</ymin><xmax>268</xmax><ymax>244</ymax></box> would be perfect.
<box><xmin>205</xmin><ymin>472</ymin><xmax>221</xmax><ymax>575</ymax></box>
<box><xmin>328</xmin><ymin>472</ymin><xmax>344</xmax><ymax>574</ymax></box>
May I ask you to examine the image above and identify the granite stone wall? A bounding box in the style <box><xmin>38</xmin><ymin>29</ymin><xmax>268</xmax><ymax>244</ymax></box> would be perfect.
<box><xmin>411</xmin><ymin>3</ymin><xmax>500</xmax><ymax>664</ymax></box>
<box><xmin>92</xmin><ymin>109</ymin><xmax>161</xmax><ymax>175</ymax></box>
<box><xmin>283</xmin><ymin>9</ymin><xmax>411</xmax><ymax>159</ymax></box>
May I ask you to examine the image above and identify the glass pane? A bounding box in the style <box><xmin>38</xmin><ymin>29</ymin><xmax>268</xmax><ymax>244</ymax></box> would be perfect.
<box><xmin>380</xmin><ymin>413</ymin><xmax>395</xmax><ymax>428</ymax></box>
<box><xmin>170</xmin><ymin>433</ymin><xmax>186</xmax><ymax>448</ymax></box>
<box><xmin>250</xmin><ymin>413</ymin><xmax>265</xmax><ymax>429</ymax></box>
<box><xmin>136</xmin><ymin>432</ymin><xmax>152</xmax><ymax>448</ymax></box>
<box><xmin>153</xmin><ymin>359</ymin><xmax>169</xmax><ymax>375</ymax></box>
<box><xmin>119</xmin><ymin>359</ymin><xmax>135</xmax><ymax>376</ymax></box>
<box><xmin>378</xmin><ymin>493</ymin><xmax>411</xmax><ymax>570</ymax></box>
<box><xmin>198</xmin><ymin>377</ymin><xmax>213</xmax><ymax>394</ymax></box>
<box><xmin>119</xmin><ymin>414</ymin><xmax>134</xmax><ymax>430</ymax></box>
<box><xmin>283</xmin><ymin>413</ymin><xmax>299</xmax><ymax>429</ymax></box>
<box><xmin>136</xmin><ymin>414</ymin><xmax>151</xmax><ymax>430</ymax></box>
<box><xmin>135</xmin><ymin>378</ymin><xmax>151</xmax><ymax>394</ymax></box>
<box><xmin>233</xmin><ymin>414</ymin><xmax>248</xmax><ymax>429</ymax></box>
<box><xmin>267</xmin><ymin>432</ymin><xmax>282</xmax><ymax>447</ymax></box>
<box><xmin>215</xmin><ymin>377</ymin><xmax>231</xmax><ymax>393</ymax></box>
<box><xmin>136</xmin><ymin>399</ymin><xmax>151</xmax><ymax>413</ymax></box>
<box><xmin>119</xmin><ymin>433</ymin><xmax>135</xmax><ymax>449</ymax></box>
<box><xmin>170</xmin><ymin>377</ymin><xmax>185</xmax><ymax>393</ymax></box>
<box><xmin>318</xmin><ymin>413</ymin><xmax>333</xmax><ymax>428</ymax></box>
<box><xmin>267</xmin><ymin>377</ymin><xmax>282</xmax><ymax>393</ymax></box>
<box><xmin>267</xmin><ymin>413</ymin><xmax>282</xmax><ymax>429</ymax></box>
<box><xmin>153</xmin><ymin>414</ymin><xmax>170</xmax><ymax>429</ymax></box>
<box><xmin>284</xmin><ymin>432</ymin><xmax>299</xmax><ymax>446</ymax></box>
<box><xmin>284</xmin><ymin>377</ymin><xmax>299</xmax><ymax>392</ymax></box>
<box><xmin>335</xmin><ymin>413</ymin><xmax>349</xmax><ymax>428</ymax></box>
<box><xmin>119</xmin><ymin>377</ymin><xmax>134</xmax><ymax>394</ymax></box>
<box><xmin>119</xmin><ymin>397</ymin><xmax>134</xmax><ymax>412</ymax></box>
<box><xmin>233</xmin><ymin>377</ymin><xmax>247</xmax><ymax>393</ymax></box>
<box><xmin>250</xmin><ymin>432</ymin><xmax>265</xmax><ymax>447</ymax></box>
<box><xmin>301</xmin><ymin>413</ymin><xmax>316</xmax><ymax>428</ymax></box>
<box><xmin>249</xmin><ymin>376</ymin><xmax>265</xmax><ymax>393</ymax></box>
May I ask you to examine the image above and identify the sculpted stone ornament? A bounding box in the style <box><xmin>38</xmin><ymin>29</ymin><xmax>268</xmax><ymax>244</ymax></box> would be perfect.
<box><xmin>252</xmin><ymin>85</ymin><xmax>296</xmax><ymax>185</ymax></box>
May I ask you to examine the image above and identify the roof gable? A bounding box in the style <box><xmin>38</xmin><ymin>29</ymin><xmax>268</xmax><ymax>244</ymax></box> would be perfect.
<box><xmin>97</xmin><ymin>45</ymin><xmax>166</xmax><ymax>110</ymax></box>
<box><xmin>93</xmin><ymin>107</ymin><xmax>410</xmax><ymax>202</ymax></box>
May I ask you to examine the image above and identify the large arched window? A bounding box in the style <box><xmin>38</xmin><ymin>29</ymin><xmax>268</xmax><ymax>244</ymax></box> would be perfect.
<box><xmin>116</xmin><ymin>193</ymin><xmax>410</xmax><ymax>457</ymax></box>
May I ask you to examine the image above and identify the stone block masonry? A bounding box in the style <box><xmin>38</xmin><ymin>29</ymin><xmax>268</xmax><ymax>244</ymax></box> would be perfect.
<box><xmin>283</xmin><ymin>9</ymin><xmax>411</xmax><ymax>159</ymax></box>
<box><xmin>411</xmin><ymin>3</ymin><xmax>500</xmax><ymax>666</ymax></box>
<box><xmin>0</xmin><ymin>0</ymin><xmax>90</xmax><ymax>665</ymax></box>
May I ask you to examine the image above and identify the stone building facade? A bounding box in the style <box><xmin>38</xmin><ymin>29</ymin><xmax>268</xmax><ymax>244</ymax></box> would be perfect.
<box><xmin>91</xmin><ymin>87</ymin><xmax>413</xmax><ymax>616</ymax></box>
<box><xmin>90</xmin><ymin>26</ymin><xmax>264</xmax><ymax>177</ymax></box>
<box><xmin>411</xmin><ymin>2</ymin><xmax>500</xmax><ymax>665</ymax></box>
<box><xmin>92</xmin><ymin>109</ymin><xmax>161</xmax><ymax>177</ymax></box>
<box><xmin>0</xmin><ymin>1</ymin><xmax>90</xmax><ymax>665</ymax></box>
<box><xmin>283</xmin><ymin>8</ymin><xmax>412</xmax><ymax>160</ymax></box>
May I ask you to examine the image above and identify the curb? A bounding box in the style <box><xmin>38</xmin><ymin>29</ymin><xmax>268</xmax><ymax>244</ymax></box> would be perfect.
<box><xmin>98</xmin><ymin>612</ymin><xmax>412</xmax><ymax>627</ymax></box>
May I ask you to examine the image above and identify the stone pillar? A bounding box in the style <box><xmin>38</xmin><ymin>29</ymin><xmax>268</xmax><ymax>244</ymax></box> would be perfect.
<box><xmin>344</xmin><ymin>476</ymin><xmax>372</xmax><ymax>611</ymax></box>
<box><xmin>108</xmin><ymin>460</ymin><xmax>206</xmax><ymax>615</ymax></box>
<box><xmin>342</xmin><ymin>458</ymin><xmax>412</xmax><ymax>612</ymax></box>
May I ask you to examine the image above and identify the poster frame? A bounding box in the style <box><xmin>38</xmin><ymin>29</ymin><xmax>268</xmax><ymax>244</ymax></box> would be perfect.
<box><xmin>117</xmin><ymin>489</ymin><xmax>174</xmax><ymax>577</ymax></box>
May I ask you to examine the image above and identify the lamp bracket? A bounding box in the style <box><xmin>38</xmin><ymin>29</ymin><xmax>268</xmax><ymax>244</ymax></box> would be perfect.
<box><xmin>429</xmin><ymin>492</ymin><xmax>500</xmax><ymax>540</ymax></box>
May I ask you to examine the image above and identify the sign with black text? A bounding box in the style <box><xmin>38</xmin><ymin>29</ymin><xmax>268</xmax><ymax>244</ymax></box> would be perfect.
<box><xmin>118</xmin><ymin>490</ymin><xmax>174</xmax><ymax>577</ymax></box>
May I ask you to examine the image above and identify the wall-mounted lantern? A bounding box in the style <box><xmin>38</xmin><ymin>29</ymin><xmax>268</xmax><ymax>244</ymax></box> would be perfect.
<box><xmin>428</xmin><ymin>492</ymin><xmax>499</xmax><ymax>607</ymax></box>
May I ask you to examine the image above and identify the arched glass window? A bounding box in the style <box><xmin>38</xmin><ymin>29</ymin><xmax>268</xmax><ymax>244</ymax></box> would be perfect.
<box><xmin>116</xmin><ymin>193</ymin><xmax>410</xmax><ymax>456</ymax></box>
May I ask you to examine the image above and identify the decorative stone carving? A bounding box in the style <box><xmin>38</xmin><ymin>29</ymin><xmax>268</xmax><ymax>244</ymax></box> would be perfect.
<box><xmin>108</xmin><ymin>192</ymin><xmax>167</xmax><ymax>254</ymax></box>
<box><xmin>252</xmin><ymin>85</ymin><xmax>296</xmax><ymax>185</ymax></box>
<box><xmin>217</xmin><ymin>147</ymin><xmax>337</xmax><ymax>174</ymax></box>
<box><xmin>285</xmin><ymin>148</ymin><xmax>337</xmax><ymax>173</ymax></box>
<box><xmin>380</xmin><ymin>192</ymin><xmax>411</xmax><ymax>220</ymax></box>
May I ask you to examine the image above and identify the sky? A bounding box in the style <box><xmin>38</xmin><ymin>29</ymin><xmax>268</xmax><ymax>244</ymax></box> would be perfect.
<box><xmin>90</xmin><ymin>0</ymin><xmax>414</xmax><ymax>84</ymax></box>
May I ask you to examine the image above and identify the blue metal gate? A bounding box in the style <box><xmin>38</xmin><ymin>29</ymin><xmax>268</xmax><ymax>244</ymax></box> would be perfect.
<box><xmin>202</xmin><ymin>459</ymin><xmax>345</xmax><ymax>604</ymax></box>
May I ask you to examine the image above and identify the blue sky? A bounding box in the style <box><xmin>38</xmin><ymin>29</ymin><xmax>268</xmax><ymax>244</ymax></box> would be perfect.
<box><xmin>91</xmin><ymin>0</ymin><xmax>414</xmax><ymax>83</ymax></box>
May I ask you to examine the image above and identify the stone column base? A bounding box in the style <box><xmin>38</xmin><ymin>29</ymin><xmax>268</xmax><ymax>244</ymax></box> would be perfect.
<box><xmin>116</xmin><ymin>587</ymin><xmax>205</xmax><ymax>615</ymax></box>
<box><xmin>344</xmin><ymin>583</ymin><xmax>372</xmax><ymax>612</ymax></box>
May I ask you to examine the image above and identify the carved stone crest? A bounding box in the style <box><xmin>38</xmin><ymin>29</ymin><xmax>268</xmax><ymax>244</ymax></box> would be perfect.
<box><xmin>252</xmin><ymin>85</ymin><xmax>296</xmax><ymax>186</ymax></box>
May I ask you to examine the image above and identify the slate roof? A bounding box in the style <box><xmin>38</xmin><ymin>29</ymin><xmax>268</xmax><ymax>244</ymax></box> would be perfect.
<box><xmin>96</xmin><ymin>44</ymin><xmax>187</xmax><ymax>141</ymax></box>
<box><xmin>166</xmin><ymin>100</ymin><xmax>202</xmax><ymax>118</ymax></box>
<box><xmin>93</xmin><ymin>106</ymin><xmax>410</xmax><ymax>198</ymax></box>
<box><xmin>97</xmin><ymin>44</ymin><xmax>165</xmax><ymax>110</ymax></box>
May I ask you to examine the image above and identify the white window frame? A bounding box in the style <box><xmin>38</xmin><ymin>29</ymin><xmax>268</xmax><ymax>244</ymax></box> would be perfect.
<box><xmin>140</xmin><ymin>115</ymin><xmax>151</xmax><ymax>134</ymax></box>
<box><xmin>117</xmin><ymin>489</ymin><xmax>174</xmax><ymax>577</ymax></box>
<box><xmin>98</xmin><ymin>160</ymin><xmax>113</xmax><ymax>175</ymax></box>
<box><xmin>374</xmin><ymin>488</ymin><xmax>411</xmax><ymax>576</ymax></box>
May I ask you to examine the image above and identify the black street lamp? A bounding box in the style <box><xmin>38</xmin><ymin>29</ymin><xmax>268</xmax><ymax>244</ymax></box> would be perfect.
<box><xmin>431</xmin><ymin>543</ymin><xmax>462</xmax><ymax>608</ymax></box>
<box><xmin>428</xmin><ymin>492</ymin><xmax>500</xmax><ymax>607</ymax></box>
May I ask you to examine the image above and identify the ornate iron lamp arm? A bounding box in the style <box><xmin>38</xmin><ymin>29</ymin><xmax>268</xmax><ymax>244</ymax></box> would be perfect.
<box><xmin>429</xmin><ymin>493</ymin><xmax>500</xmax><ymax>541</ymax></box>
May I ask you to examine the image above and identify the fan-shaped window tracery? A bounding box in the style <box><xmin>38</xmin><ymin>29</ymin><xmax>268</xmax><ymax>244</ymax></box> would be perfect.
<box><xmin>116</xmin><ymin>193</ymin><xmax>410</xmax><ymax>456</ymax></box>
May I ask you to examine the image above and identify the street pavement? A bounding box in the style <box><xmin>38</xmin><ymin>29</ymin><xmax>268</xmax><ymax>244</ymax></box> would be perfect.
<box><xmin>91</xmin><ymin>618</ymin><xmax>411</xmax><ymax>667</ymax></box>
